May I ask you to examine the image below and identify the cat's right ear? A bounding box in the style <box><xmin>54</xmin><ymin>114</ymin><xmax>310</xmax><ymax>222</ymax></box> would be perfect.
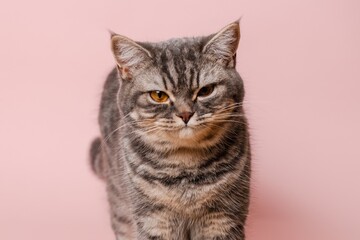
<box><xmin>202</xmin><ymin>21</ymin><xmax>240</xmax><ymax>67</ymax></box>
<box><xmin>111</xmin><ymin>34</ymin><xmax>152</xmax><ymax>80</ymax></box>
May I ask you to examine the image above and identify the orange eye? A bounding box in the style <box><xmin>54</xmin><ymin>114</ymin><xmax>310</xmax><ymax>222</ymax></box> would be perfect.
<box><xmin>150</xmin><ymin>91</ymin><xmax>169</xmax><ymax>103</ymax></box>
<box><xmin>197</xmin><ymin>85</ymin><xmax>215</xmax><ymax>97</ymax></box>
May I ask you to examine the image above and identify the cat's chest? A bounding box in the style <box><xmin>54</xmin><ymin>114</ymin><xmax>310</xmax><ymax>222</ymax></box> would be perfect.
<box><xmin>121</xmin><ymin>144</ymin><xmax>237</xmax><ymax>213</ymax></box>
<box><xmin>128</xmin><ymin>162</ymin><xmax>231</xmax><ymax>214</ymax></box>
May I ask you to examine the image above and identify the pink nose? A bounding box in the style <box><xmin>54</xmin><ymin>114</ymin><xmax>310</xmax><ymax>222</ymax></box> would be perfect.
<box><xmin>176</xmin><ymin>111</ymin><xmax>194</xmax><ymax>124</ymax></box>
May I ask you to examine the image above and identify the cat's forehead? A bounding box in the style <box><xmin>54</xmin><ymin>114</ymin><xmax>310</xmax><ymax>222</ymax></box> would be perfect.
<box><xmin>148</xmin><ymin>37</ymin><xmax>206</xmax><ymax>60</ymax></box>
<box><xmin>140</xmin><ymin>37</ymin><xmax>214</xmax><ymax>91</ymax></box>
<box><xmin>132</xmin><ymin>35</ymin><xmax>231</xmax><ymax>92</ymax></box>
<box><xmin>154</xmin><ymin>36</ymin><xmax>205</xmax><ymax>49</ymax></box>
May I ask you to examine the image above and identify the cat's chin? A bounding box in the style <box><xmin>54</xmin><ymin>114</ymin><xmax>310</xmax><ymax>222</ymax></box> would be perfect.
<box><xmin>161</xmin><ymin>126</ymin><xmax>199</xmax><ymax>142</ymax></box>
<box><xmin>164</xmin><ymin>125</ymin><xmax>218</xmax><ymax>146</ymax></box>
<box><xmin>177</xmin><ymin>127</ymin><xmax>196</xmax><ymax>138</ymax></box>
<box><xmin>143</xmin><ymin>123</ymin><xmax>226</xmax><ymax>149</ymax></box>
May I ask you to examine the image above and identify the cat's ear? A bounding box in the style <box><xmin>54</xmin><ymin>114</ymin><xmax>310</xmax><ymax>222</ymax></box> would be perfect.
<box><xmin>202</xmin><ymin>21</ymin><xmax>240</xmax><ymax>67</ymax></box>
<box><xmin>111</xmin><ymin>34</ymin><xmax>152</xmax><ymax>80</ymax></box>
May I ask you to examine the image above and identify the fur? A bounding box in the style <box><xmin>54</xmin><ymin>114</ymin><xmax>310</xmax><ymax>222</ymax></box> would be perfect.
<box><xmin>90</xmin><ymin>21</ymin><xmax>251</xmax><ymax>240</ymax></box>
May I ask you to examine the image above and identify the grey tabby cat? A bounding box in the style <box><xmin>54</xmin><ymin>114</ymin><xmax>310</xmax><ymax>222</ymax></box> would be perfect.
<box><xmin>90</xmin><ymin>21</ymin><xmax>251</xmax><ymax>240</ymax></box>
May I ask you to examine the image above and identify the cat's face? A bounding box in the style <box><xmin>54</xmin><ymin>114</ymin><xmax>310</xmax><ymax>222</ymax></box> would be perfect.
<box><xmin>112</xmin><ymin>22</ymin><xmax>244</xmax><ymax>149</ymax></box>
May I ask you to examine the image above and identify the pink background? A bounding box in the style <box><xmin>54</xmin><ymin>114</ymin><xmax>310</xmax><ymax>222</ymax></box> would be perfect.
<box><xmin>1</xmin><ymin>0</ymin><xmax>360</xmax><ymax>239</ymax></box>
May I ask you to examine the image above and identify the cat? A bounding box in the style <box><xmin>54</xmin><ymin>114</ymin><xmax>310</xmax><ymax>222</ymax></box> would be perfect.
<box><xmin>90</xmin><ymin>21</ymin><xmax>251</xmax><ymax>240</ymax></box>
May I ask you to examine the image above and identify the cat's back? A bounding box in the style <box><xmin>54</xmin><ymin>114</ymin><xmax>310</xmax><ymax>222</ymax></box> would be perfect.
<box><xmin>99</xmin><ymin>68</ymin><xmax>120</xmax><ymax>140</ymax></box>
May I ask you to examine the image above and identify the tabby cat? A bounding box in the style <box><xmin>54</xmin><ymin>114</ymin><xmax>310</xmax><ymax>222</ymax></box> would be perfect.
<box><xmin>90</xmin><ymin>21</ymin><xmax>251</xmax><ymax>240</ymax></box>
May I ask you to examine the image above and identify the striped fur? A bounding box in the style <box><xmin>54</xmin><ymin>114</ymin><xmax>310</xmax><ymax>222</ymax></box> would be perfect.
<box><xmin>90</xmin><ymin>21</ymin><xmax>251</xmax><ymax>240</ymax></box>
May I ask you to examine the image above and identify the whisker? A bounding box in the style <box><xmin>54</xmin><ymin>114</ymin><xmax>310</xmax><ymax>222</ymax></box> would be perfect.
<box><xmin>213</xmin><ymin>102</ymin><xmax>244</xmax><ymax>111</ymax></box>
<box><xmin>213</xmin><ymin>120</ymin><xmax>247</xmax><ymax>125</ymax></box>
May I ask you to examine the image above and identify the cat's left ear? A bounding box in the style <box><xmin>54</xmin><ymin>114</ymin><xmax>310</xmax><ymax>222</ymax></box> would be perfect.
<box><xmin>202</xmin><ymin>21</ymin><xmax>240</xmax><ymax>67</ymax></box>
<box><xmin>111</xmin><ymin>34</ymin><xmax>152</xmax><ymax>80</ymax></box>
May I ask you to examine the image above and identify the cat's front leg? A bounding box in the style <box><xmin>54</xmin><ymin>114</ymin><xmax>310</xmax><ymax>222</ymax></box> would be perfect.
<box><xmin>134</xmin><ymin>209</ymin><xmax>188</xmax><ymax>240</ymax></box>
<box><xmin>191</xmin><ymin>212</ymin><xmax>245</xmax><ymax>240</ymax></box>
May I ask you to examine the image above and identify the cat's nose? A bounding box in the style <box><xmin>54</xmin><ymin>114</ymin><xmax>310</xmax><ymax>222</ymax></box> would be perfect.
<box><xmin>176</xmin><ymin>111</ymin><xmax>194</xmax><ymax>124</ymax></box>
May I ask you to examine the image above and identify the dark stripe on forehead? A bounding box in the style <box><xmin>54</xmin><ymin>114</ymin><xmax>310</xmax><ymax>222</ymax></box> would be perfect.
<box><xmin>161</xmin><ymin>76</ymin><xmax>168</xmax><ymax>90</ymax></box>
<box><xmin>160</xmin><ymin>51</ymin><xmax>176</xmax><ymax>89</ymax></box>
<box><xmin>173</xmin><ymin>48</ymin><xmax>188</xmax><ymax>88</ymax></box>
<box><xmin>196</xmin><ymin>69</ymin><xmax>201</xmax><ymax>88</ymax></box>
<box><xmin>189</xmin><ymin>68</ymin><xmax>195</xmax><ymax>89</ymax></box>
<box><xmin>184</xmin><ymin>48</ymin><xmax>199</xmax><ymax>89</ymax></box>
<box><xmin>187</xmin><ymin>48</ymin><xmax>196</xmax><ymax>61</ymax></box>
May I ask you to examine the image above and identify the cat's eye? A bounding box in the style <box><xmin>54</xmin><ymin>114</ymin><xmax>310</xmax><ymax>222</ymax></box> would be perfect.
<box><xmin>197</xmin><ymin>85</ymin><xmax>215</xmax><ymax>98</ymax></box>
<box><xmin>149</xmin><ymin>91</ymin><xmax>169</xmax><ymax>103</ymax></box>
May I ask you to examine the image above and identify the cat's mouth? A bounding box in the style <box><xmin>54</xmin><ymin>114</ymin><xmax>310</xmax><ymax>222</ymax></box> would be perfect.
<box><xmin>156</xmin><ymin>123</ymin><xmax>226</xmax><ymax>149</ymax></box>
<box><xmin>147</xmin><ymin>114</ymin><xmax>228</xmax><ymax>146</ymax></box>
<box><xmin>154</xmin><ymin>124</ymin><xmax>197</xmax><ymax>138</ymax></box>
<box><xmin>164</xmin><ymin>121</ymin><xmax>217</xmax><ymax>139</ymax></box>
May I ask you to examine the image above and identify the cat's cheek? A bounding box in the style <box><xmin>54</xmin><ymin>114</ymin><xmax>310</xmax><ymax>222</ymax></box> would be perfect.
<box><xmin>129</xmin><ymin>111</ymin><xmax>139</xmax><ymax>121</ymax></box>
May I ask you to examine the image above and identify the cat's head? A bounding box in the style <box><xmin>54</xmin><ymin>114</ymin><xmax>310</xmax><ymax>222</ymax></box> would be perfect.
<box><xmin>111</xmin><ymin>22</ymin><xmax>245</xmax><ymax>149</ymax></box>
